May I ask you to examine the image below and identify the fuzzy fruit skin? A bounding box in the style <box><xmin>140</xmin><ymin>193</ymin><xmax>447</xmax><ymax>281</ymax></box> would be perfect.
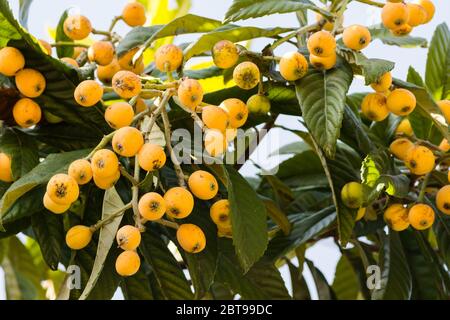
<box><xmin>436</xmin><ymin>185</ymin><xmax>450</xmax><ymax>215</ymax></box>
<box><xmin>138</xmin><ymin>143</ymin><xmax>166</xmax><ymax>171</ymax></box>
<box><xmin>0</xmin><ymin>153</ymin><xmax>13</xmax><ymax>182</ymax></box>
<box><xmin>15</xmin><ymin>68</ymin><xmax>46</xmax><ymax>98</ymax></box>
<box><xmin>43</xmin><ymin>192</ymin><xmax>70</xmax><ymax>214</ymax></box>
<box><xmin>74</xmin><ymin>80</ymin><xmax>103</xmax><ymax>107</ymax></box>
<box><xmin>415</xmin><ymin>0</ymin><xmax>434</xmax><ymax>23</ymax></box>
<box><xmin>97</xmin><ymin>59</ymin><xmax>121</xmax><ymax>84</ymax></box>
<box><xmin>164</xmin><ymin>187</ymin><xmax>195</xmax><ymax>219</ymax></box>
<box><xmin>154</xmin><ymin>44</ymin><xmax>183</xmax><ymax>72</ymax></box>
<box><xmin>72</xmin><ymin>46</ymin><xmax>86</xmax><ymax>59</ymax></box>
<box><xmin>176</xmin><ymin>224</ymin><xmax>206</xmax><ymax>253</ymax></box>
<box><xmin>116</xmin><ymin>225</ymin><xmax>141</xmax><ymax>250</ymax></box>
<box><xmin>201</xmin><ymin>105</ymin><xmax>230</xmax><ymax>131</ymax></box>
<box><xmin>408</xmin><ymin>203</ymin><xmax>435</xmax><ymax>230</ymax></box>
<box><xmin>389</xmin><ymin>138</ymin><xmax>414</xmax><ymax>160</ymax></box>
<box><xmin>204</xmin><ymin>129</ymin><xmax>227</xmax><ymax>157</ymax></box>
<box><xmin>88</xmin><ymin>41</ymin><xmax>115</xmax><ymax>66</ymax></box>
<box><xmin>219</xmin><ymin>98</ymin><xmax>248</xmax><ymax>128</ymax></box>
<box><xmin>0</xmin><ymin>47</ymin><xmax>25</xmax><ymax>76</ymax></box>
<box><xmin>93</xmin><ymin>170</ymin><xmax>120</xmax><ymax>190</ymax></box>
<box><xmin>309</xmin><ymin>52</ymin><xmax>336</xmax><ymax>70</ymax></box>
<box><xmin>381</xmin><ymin>2</ymin><xmax>409</xmax><ymax>30</ymax></box>
<box><xmin>212</xmin><ymin>40</ymin><xmax>239</xmax><ymax>69</ymax></box>
<box><xmin>60</xmin><ymin>57</ymin><xmax>79</xmax><ymax>67</ymax></box>
<box><xmin>341</xmin><ymin>182</ymin><xmax>364</xmax><ymax>209</ymax></box>
<box><xmin>396</xmin><ymin>118</ymin><xmax>413</xmax><ymax>136</ymax></box>
<box><xmin>383</xmin><ymin>204</ymin><xmax>410</xmax><ymax>231</ymax></box>
<box><xmin>246</xmin><ymin>94</ymin><xmax>271</xmax><ymax>114</ymax></box>
<box><xmin>390</xmin><ymin>24</ymin><xmax>413</xmax><ymax>36</ymax></box>
<box><xmin>63</xmin><ymin>15</ymin><xmax>92</xmax><ymax>40</ymax></box>
<box><xmin>122</xmin><ymin>2</ymin><xmax>146</xmax><ymax>27</ymax></box>
<box><xmin>115</xmin><ymin>250</ymin><xmax>140</xmax><ymax>276</ymax></box>
<box><xmin>343</xmin><ymin>25</ymin><xmax>371</xmax><ymax>51</ymax></box>
<box><xmin>361</xmin><ymin>93</ymin><xmax>389</xmax><ymax>122</ymax></box>
<box><xmin>279</xmin><ymin>51</ymin><xmax>308</xmax><ymax>81</ymax></box>
<box><xmin>386</xmin><ymin>88</ymin><xmax>416</xmax><ymax>116</ymax></box>
<box><xmin>105</xmin><ymin>102</ymin><xmax>135</xmax><ymax>129</ymax></box>
<box><xmin>210</xmin><ymin>199</ymin><xmax>232</xmax><ymax>229</ymax></box>
<box><xmin>188</xmin><ymin>170</ymin><xmax>219</xmax><ymax>200</ymax></box>
<box><xmin>307</xmin><ymin>30</ymin><xmax>336</xmax><ymax>57</ymax></box>
<box><xmin>177</xmin><ymin>78</ymin><xmax>204</xmax><ymax>110</ymax></box>
<box><xmin>138</xmin><ymin>192</ymin><xmax>166</xmax><ymax>221</ymax></box>
<box><xmin>47</xmin><ymin>173</ymin><xmax>79</xmax><ymax>205</ymax></box>
<box><xmin>68</xmin><ymin>159</ymin><xmax>93</xmax><ymax>185</ymax></box>
<box><xmin>134</xmin><ymin>98</ymin><xmax>147</xmax><ymax>113</ymax></box>
<box><xmin>112</xmin><ymin>126</ymin><xmax>144</xmax><ymax>157</ymax></box>
<box><xmin>12</xmin><ymin>98</ymin><xmax>42</xmax><ymax>128</ymax></box>
<box><xmin>66</xmin><ymin>225</ymin><xmax>93</xmax><ymax>250</ymax></box>
<box><xmin>315</xmin><ymin>13</ymin><xmax>334</xmax><ymax>31</ymax></box>
<box><xmin>118</xmin><ymin>48</ymin><xmax>144</xmax><ymax>71</ymax></box>
<box><xmin>407</xmin><ymin>3</ymin><xmax>427</xmax><ymax>27</ymax></box>
<box><xmin>371</xmin><ymin>72</ymin><xmax>392</xmax><ymax>92</ymax></box>
<box><xmin>356</xmin><ymin>207</ymin><xmax>366</xmax><ymax>221</ymax></box>
<box><xmin>91</xmin><ymin>149</ymin><xmax>119</xmax><ymax>178</ymax></box>
<box><xmin>405</xmin><ymin>145</ymin><xmax>435</xmax><ymax>175</ymax></box>
<box><xmin>437</xmin><ymin>100</ymin><xmax>450</xmax><ymax>124</ymax></box>
<box><xmin>38</xmin><ymin>39</ymin><xmax>52</xmax><ymax>55</ymax></box>
<box><xmin>440</xmin><ymin>139</ymin><xmax>450</xmax><ymax>152</ymax></box>
<box><xmin>233</xmin><ymin>61</ymin><xmax>260</xmax><ymax>90</ymax></box>
<box><xmin>112</xmin><ymin>70</ymin><xmax>142</xmax><ymax>99</ymax></box>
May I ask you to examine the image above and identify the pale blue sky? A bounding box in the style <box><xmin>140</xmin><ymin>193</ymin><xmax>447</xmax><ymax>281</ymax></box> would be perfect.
<box><xmin>2</xmin><ymin>0</ymin><xmax>449</xmax><ymax>300</ymax></box>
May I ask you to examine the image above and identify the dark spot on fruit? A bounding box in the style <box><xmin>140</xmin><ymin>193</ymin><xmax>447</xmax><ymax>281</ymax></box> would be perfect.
<box><xmin>444</xmin><ymin>203</ymin><xmax>450</xmax><ymax>210</ymax></box>
<box><xmin>359</xmin><ymin>37</ymin><xmax>367</xmax><ymax>45</ymax></box>
<box><xmin>209</xmin><ymin>182</ymin><xmax>216</xmax><ymax>191</ymax></box>
<box><xmin>149</xmin><ymin>201</ymin><xmax>160</xmax><ymax>211</ymax></box>
<box><xmin>409</xmin><ymin>160</ymin><xmax>417</xmax><ymax>168</ymax></box>
<box><xmin>401</xmin><ymin>106</ymin><xmax>410</xmax><ymax>113</ymax></box>
<box><xmin>170</xmin><ymin>207</ymin><xmax>180</xmax><ymax>216</ymax></box>
<box><xmin>55</xmin><ymin>183</ymin><xmax>68</xmax><ymax>198</ymax></box>
<box><xmin>219</xmin><ymin>214</ymin><xmax>228</xmax><ymax>222</ymax></box>
<box><xmin>314</xmin><ymin>47</ymin><xmax>323</xmax><ymax>55</ymax></box>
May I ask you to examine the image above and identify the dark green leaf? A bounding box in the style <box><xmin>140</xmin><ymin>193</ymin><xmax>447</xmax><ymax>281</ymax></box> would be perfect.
<box><xmin>305</xmin><ymin>258</ymin><xmax>335</xmax><ymax>300</ymax></box>
<box><xmin>369</xmin><ymin>24</ymin><xmax>427</xmax><ymax>48</ymax></box>
<box><xmin>121</xmin><ymin>268</ymin><xmax>154</xmax><ymax>300</ymax></box>
<box><xmin>332</xmin><ymin>254</ymin><xmax>359</xmax><ymax>300</ymax></box>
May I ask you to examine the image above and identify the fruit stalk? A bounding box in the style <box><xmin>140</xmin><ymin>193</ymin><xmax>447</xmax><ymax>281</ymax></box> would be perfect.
<box><xmin>270</xmin><ymin>22</ymin><xmax>321</xmax><ymax>50</ymax></box>
<box><xmin>354</xmin><ymin>0</ymin><xmax>384</xmax><ymax>8</ymax></box>
<box><xmin>90</xmin><ymin>202</ymin><xmax>133</xmax><ymax>231</ymax></box>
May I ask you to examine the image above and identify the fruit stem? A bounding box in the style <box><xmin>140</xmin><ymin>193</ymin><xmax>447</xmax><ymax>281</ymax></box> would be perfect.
<box><xmin>172</xmin><ymin>96</ymin><xmax>205</xmax><ymax>131</ymax></box>
<box><xmin>155</xmin><ymin>219</ymin><xmax>179</xmax><ymax>230</ymax></box>
<box><xmin>51</xmin><ymin>42</ymin><xmax>89</xmax><ymax>48</ymax></box>
<box><xmin>354</xmin><ymin>0</ymin><xmax>384</xmax><ymax>8</ymax></box>
<box><xmin>85</xmin><ymin>131</ymin><xmax>116</xmax><ymax>159</ymax></box>
<box><xmin>417</xmin><ymin>172</ymin><xmax>431</xmax><ymax>203</ymax></box>
<box><xmin>270</xmin><ymin>22</ymin><xmax>321</xmax><ymax>50</ymax></box>
<box><xmin>92</xmin><ymin>29</ymin><xmax>112</xmax><ymax>38</ymax></box>
<box><xmin>90</xmin><ymin>202</ymin><xmax>133</xmax><ymax>232</ymax></box>
<box><xmin>132</xmin><ymin>154</ymin><xmax>145</xmax><ymax>231</ymax></box>
<box><xmin>119</xmin><ymin>166</ymin><xmax>139</xmax><ymax>186</ymax></box>
<box><xmin>109</xmin><ymin>16</ymin><xmax>122</xmax><ymax>33</ymax></box>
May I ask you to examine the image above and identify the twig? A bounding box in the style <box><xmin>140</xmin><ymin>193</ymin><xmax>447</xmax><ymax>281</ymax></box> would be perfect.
<box><xmin>270</xmin><ymin>23</ymin><xmax>320</xmax><ymax>50</ymax></box>
<box><xmin>92</xmin><ymin>29</ymin><xmax>112</xmax><ymax>38</ymax></box>
<box><xmin>132</xmin><ymin>155</ymin><xmax>144</xmax><ymax>231</ymax></box>
<box><xmin>417</xmin><ymin>173</ymin><xmax>431</xmax><ymax>203</ymax></box>
<box><xmin>85</xmin><ymin>131</ymin><xmax>116</xmax><ymax>159</ymax></box>
<box><xmin>108</xmin><ymin>16</ymin><xmax>122</xmax><ymax>33</ymax></box>
<box><xmin>90</xmin><ymin>202</ymin><xmax>133</xmax><ymax>232</ymax></box>
<box><xmin>154</xmin><ymin>219</ymin><xmax>179</xmax><ymax>229</ymax></box>
<box><xmin>119</xmin><ymin>166</ymin><xmax>138</xmax><ymax>186</ymax></box>
<box><xmin>354</xmin><ymin>0</ymin><xmax>384</xmax><ymax>8</ymax></box>
<box><xmin>51</xmin><ymin>42</ymin><xmax>89</xmax><ymax>48</ymax></box>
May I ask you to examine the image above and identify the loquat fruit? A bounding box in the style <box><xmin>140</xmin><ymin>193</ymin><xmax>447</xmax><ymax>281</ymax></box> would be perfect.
<box><xmin>43</xmin><ymin>192</ymin><xmax>70</xmax><ymax>214</ymax></box>
<box><xmin>371</xmin><ymin>72</ymin><xmax>392</xmax><ymax>93</ymax></box>
<box><xmin>212</xmin><ymin>40</ymin><xmax>239</xmax><ymax>69</ymax></box>
<box><xmin>122</xmin><ymin>2</ymin><xmax>147</xmax><ymax>27</ymax></box>
<box><xmin>60</xmin><ymin>57</ymin><xmax>79</xmax><ymax>67</ymax></box>
<box><xmin>395</xmin><ymin>118</ymin><xmax>413</xmax><ymax>136</ymax></box>
<box><xmin>361</xmin><ymin>92</ymin><xmax>390</xmax><ymax>122</ymax></box>
<box><xmin>437</xmin><ymin>100</ymin><xmax>450</xmax><ymax>124</ymax></box>
<box><xmin>116</xmin><ymin>225</ymin><xmax>141</xmax><ymax>250</ymax></box>
<box><xmin>138</xmin><ymin>143</ymin><xmax>166</xmax><ymax>171</ymax></box>
<box><xmin>176</xmin><ymin>223</ymin><xmax>206</xmax><ymax>253</ymax></box>
<box><xmin>405</xmin><ymin>145</ymin><xmax>435</xmax><ymax>175</ymax></box>
<box><xmin>115</xmin><ymin>250</ymin><xmax>140</xmax><ymax>276</ymax></box>
<box><xmin>408</xmin><ymin>203</ymin><xmax>435</xmax><ymax>230</ymax></box>
<box><xmin>389</xmin><ymin>138</ymin><xmax>414</xmax><ymax>160</ymax></box>
<box><xmin>0</xmin><ymin>47</ymin><xmax>25</xmax><ymax>76</ymax></box>
<box><xmin>279</xmin><ymin>51</ymin><xmax>308</xmax><ymax>81</ymax></box>
<box><xmin>154</xmin><ymin>44</ymin><xmax>183</xmax><ymax>73</ymax></box>
<box><xmin>164</xmin><ymin>187</ymin><xmax>194</xmax><ymax>219</ymax></box>
<box><xmin>436</xmin><ymin>185</ymin><xmax>450</xmax><ymax>215</ymax></box>
<box><xmin>97</xmin><ymin>58</ymin><xmax>121</xmax><ymax>84</ymax></box>
<box><xmin>356</xmin><ymin>207</ymin><xmax>366</xmax><ymax>221</ymax></box>
<box><xmin>38</xmin><ymin>39</ymin><xmax>52</xmax><ymax>55</ymax></box>
<box><xmin>74</xmin><ymin>80</ymin><xmax>103</xmax><ymax>107</ymax></box>
<box><xmin>72</xmin><ymin>46</ymin><xmax>86</xmax><ymax>59</ymax></box>
<box><xmin>201</xmin><ymin>105</ymin><xmax>229</xmax><ymax>131</ymax></box>
<box><xmin>134</xmin><ymin>97</ymin><xmax>147</xmax><ymax>113</ymax></box>
<box><xmin>66</xmin><ymin>225</ymin><xmax>93</xmax><ymax>250</ymax></box>
<box><xmin>91</xmin><ymin>149</ymin><xmax>119</xmax><ymax>178</ymax></box>
<box><xmin>315</xmin><ymin>13</ymin><xmax>334</xmax><ymax>31</ymax></box>
<box><xmin>246</xmin><ymin>94</ymin><xmax>271</xmax><ymax>114</ymax></box>
<box><xmin>204</xmin><ymin>129</ymin><xmax>227</xmax><ymax>157</ymax></box>
<box><xmin>15</xmin><ymin>68</ymin><xmax>46</xmax><ymax>98</ymax></box>
<box><xmin>415</xmin><ymin>0</ymin><xmax>434</xmax><ymax>23</ymax></box>
<box><xmin>439</xmin><ymin>139</ymin><xmax>450</xmax><ymax>152</ymax></box>
<box><xmin>341</xmin><ymin>181</ymin><xmax>364</xmax><ymax>209</ymax></box>
<box><xmin>233</xmin><ymin>61</ymin><xmax>260</xmax><ymax>90</ymax></box>
<box><xmin>309</xmin><ymin>52</ymin><xmax>336</xmax><ymax>70</ymax></box>
<box><xmin>46</xmin><ymin>173</ymin><xmax>79</xmax><ymax>205</ymax></box>
<box><xmin>104</xmin><ymin>102</ymin><xmax>135</xmax><ymax>129</ymax></box>
<box><xmin>93</xmin><ymin>170</ymin><xmax>120</xmax><ymax>190</ymax></box>
<box><xmin>0</xmin><ymin>153</ymin><xmax>13</xmax><ymax>182</ymax></box>
<box><xmin>118</xmin><ymin>47</ymin><xmax>143</xmax><ymax>72</ymax></box>
<box><xmin>63</xmin><ymin>15</ymin><xmax>92</xmax><ymax>40</ymax></box>
<box><xmin>138</xmin><ymin>192</ymin><xmax>166</xmax><ymax>221</ymax></box>
<box><xmin>177</xmin><ymin>78</ymin><xmax>203</xmax><ymax>110</ymax></box>
<box><xmin>307</xmin><ymin>30</ymin><xmax>336</xmax><ymax>57</ymax></box>
<box><xmin>12</xmin><ymin>98</ymin><xmax>42</xmax><ymax>128</ymax></box>
<box><xmin>386</xmin><ymin>88</ymin><xmax>416</xmax><ymax>116</ymax></box>
<box><xmin>88</xmin><ymin>41</ymin><xmax>115</xmax><ymax>66</ymax></box>
<box><xmin>342</xmin><ymin>25</ymin><xmax>371</xmax><ymax>51</ymax></box>
<box><xmin>112</xmin><ymin>70</ymin><xmax>142</xmax><ymax>99</ymax></box>
<box><xmin>217</xmin><ymin>225</ymin><xmax>233</xmax><ymax>238</ymax></box>
<box><xmin>112</xmin><ymin>126</ymin><xmax>144</xmax><ymax>157</ymax></box>
<box><xmin>407</xmin><ymin>3</ymin><xmax>428</xmax><ymax>27</ymax></box>
<box><xmin>381</xmin><ymin>2</ymin><xmax>409</xmax><ymax>30</ymax></box>
<box><xmin>210</xmin><ymin>199</ymin><xmax>232</xmax><ymax>229</ymax></box>
<box><xmin>219</xmin><ymin>98</ymin><xmax>248</xmax><ymax>128</ymax></box>
<box><xmin>68</xmin><ymin>159</ymin><xmax>93</xmax><ymax>185</ymax></box>
<box><xmin>390</xmin><ymin>24</ymin><xmax>413</xmax><ymax>36</ymax></box>
<box><xmin>383</xmin><ymin>203</ymin><xmax>410</xmax><ymax>231</ymax></box>
<box><xmin>188</xmin><ymin>170</ymin><xmax>218</xmax><ymax>200</ymax></box>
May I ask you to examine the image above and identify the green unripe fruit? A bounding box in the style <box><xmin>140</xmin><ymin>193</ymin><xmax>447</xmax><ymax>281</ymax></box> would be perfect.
<box><xmin>246</xmin><ymin>94</ymin><xmax>271</xmax><ymax>114</ymax></box>
<box><xmin>341</xmin><ymin>182</ymin><xmax>364</xmax><ymax>209</ymax></box>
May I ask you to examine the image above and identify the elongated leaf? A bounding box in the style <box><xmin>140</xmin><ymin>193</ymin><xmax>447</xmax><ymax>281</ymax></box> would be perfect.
<box><xmin>121</xmin><ymin>268</ymin><xmax>154</xmax><ymax>300</ymax></box>
<box><xmin>224</xmin><ymin>0</ymin><xmax>331</xmax><ymax>23</ymax></box>
<box><xmin>306</xmin><ymin>258</ymin><xmax>335</xmax><ymax>300</ymax></box>
<box><xmin>332</xmin><ymin>254</ymin><xmax>359</xmax><ymax>300</ymax></box>
<box><xmin>79</xmin><ymin>187</ymin><xmax>126</xmax><ymax>300</ymax></box>
<box><xmin>425</xmin><ymin>23</ymin><xmax>450</xmax><ymax>100</ymax></box>
<box><xmin>18</xmin><ymin>0</ymin><xmax>32</xmax><ymax>29</ymax></box>
<box><xmin>55</xmin><ymin>9</ymin><xmax>73</xmax><ymax>58</ymax></box>
<box><xmin>286</xmin><ymin>259</ymin><xmax>310</xmax><ymax>300</ymax></box>
<box><xmin>369</xmin><ymin>24</ymin><xmax>427</xmax><ymax>48</ymax></box>
<box><xmin>184</xmin><ymin>25</ymin><xmax>293</xmax><ymax>61</ymax></box>
<box><xmin>340</xmin><ymin>105</ymin><xmax>374</xmax><ymax>155</ymax></box>
<box><xmin>372</xmin><ymin>231</ymin><xmax>412</xmax><ymax>300</ymax></box>
<box><xmin>263</xmin><ymin>198</ymin><xmax>291</xmax><ymax>235</ymax></box>
<box><xmin>295</xmin><ymin>60</ymin><xmax>353</xmax><ymax>158</ymax></box>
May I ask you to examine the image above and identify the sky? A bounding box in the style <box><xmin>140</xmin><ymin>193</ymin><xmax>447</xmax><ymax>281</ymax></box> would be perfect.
<box><xmin>2</xmin><ymin>0</ymin><xmax>449</xmax><ymax>300</ymax></box>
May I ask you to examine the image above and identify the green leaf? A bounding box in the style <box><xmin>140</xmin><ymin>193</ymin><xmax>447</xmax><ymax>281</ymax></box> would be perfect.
<box><xmin>332</xmin><ymin>254</ymin><xmax>359</xmax><ymax>300</ymax></box>
<box><xmin>305</xmin><ymin>258</ymin><xmax>335</xmax><ymax>300</ymax></box>
<box><xmin>369</xmin><ymin>24</ymin><xmax>427</xmax><ymax>48</ymax></box>
<box><xmin>286</xmin><ymin>259</ymin><xmax>310</xmax><ymax>300</ymax></box>
<box><xmin>0</xmin><ymin>128</ymin><xmax>39</xmax><ymax>180</ymax></box>
<box><xmin>435</xmin><ymin>214</ymin><xmax>450</xmax><ymax>266</ymax></box>
<box><xmin>295</xmin><ymin>60</ymin><xmax>353</xmax><ymax>158</ymax></box>
<box><xmin>184</xmin><ymin>25</ymin><xmax>293</xmax><ymax>61</ymax></box>
<box><xmin>224</xmin><ymin>0</ymin><xmax>331</xmax><ymax>23</ymax></box>
<box><xmin>425</xmin><ymin>23</ymin><xmax>450</xmax><ymax>100</ymax></box>
<box><xmin>340</xmin><ymin>105</ymin><xmax>374</xmax><ymax>156</ymax></box>
<box><xmin>372</xmin><ymin>231</ymin><xmax>412</xmax><ymax>300</ymax></box>
<box><xmin>0</xmin><ymin>149</ymin><xmax>89</xmax><ymax>217</ymax></box>
<box><xmin>55</xmin><ymin>9</ymin><xmax>74</xmax><ymax>58</ymax></box>
<box><xmin>223</xmin><ymin>165</ymin><xmax>268</xmax><ymax>272</ymax></box>
<box><xmin>346</xmin><ymin>92</ymin><xmax>367</xmax><ymax>116</ymax></box>
<box><xmin>18</xmin><ymin>0</ymin><xmax>32</xmax><ymax>29</ymax></box>
<box><xmin>407</xmin><ymin>66</ymin><xmax>425</xmax><ymax>86</ymax></box>
<box><xmin>121</xmin><ymin>268</ymin><xmax>154</xmax><ymax>300</ymax></box>
<box><xmin>139</xmin><ymin>227</ymin><xmax>194</xmax><ymax>300</ymax></box>
<box><xmin>31</xmin><ymin>210</ymin><xmax>64</xmax><ymax>270</ymax></box>
<box><xmin>0</xmin><ymin>1</ymin><xmax>21</xmax><ymax>47</ymax></box>
<box><xmin>79</xmin><ymin>187</ymin><xmax>126</xmax><ymax>300</ymax></box>
<box><xmin>263</xmin><ymin>198</ymin><xmax>291</xmax><ymax>235</ymax></box>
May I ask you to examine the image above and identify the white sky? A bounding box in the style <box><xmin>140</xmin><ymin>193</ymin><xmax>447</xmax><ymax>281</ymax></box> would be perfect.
<box><xmin>2</xmin><ymin>0</ymin><xmax>449</xmax><ymax>300</ymax></box>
